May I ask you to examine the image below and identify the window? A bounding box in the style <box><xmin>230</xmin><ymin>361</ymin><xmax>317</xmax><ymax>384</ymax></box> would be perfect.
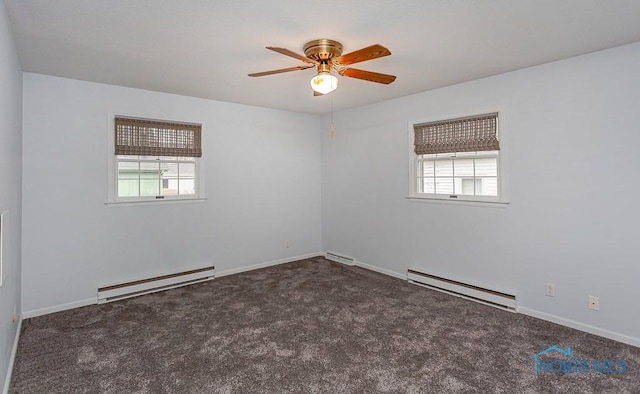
<box><xmin>109</xmin><ymin>116</ymin><xmax>204</xmax><ymax>202</ymax></box>
<box><xmin>117</xmin><ymin>156</ymin><xmax>197</xmax><ymax>198</ymax></box>
<box><xmin>410</xmin><ymin>112</ymin><xmax>504</xmax><ymax>203</ymax></box>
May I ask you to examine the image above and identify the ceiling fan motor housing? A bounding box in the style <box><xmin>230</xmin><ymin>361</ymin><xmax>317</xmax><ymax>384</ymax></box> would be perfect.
<box><xmin>304</xmin><ymin>39</ymin><xmax>343</xmax><ymax>62</ymax></box>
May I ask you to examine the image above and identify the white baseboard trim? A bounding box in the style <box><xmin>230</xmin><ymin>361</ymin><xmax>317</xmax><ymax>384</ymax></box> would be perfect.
<box><xmin>22</xmin><ymin>298</ymin><xmax>96</xmax><ymax>320</ymax></box>
<box><xmin>213</xmin><ymin>253</ymin><xmax>323</xmax><ymax>278</ymax></box>
<box><xmin>353</xmin><ymin>260</ymin><xmax>407</xmax><ymax>281</ymax></box>
<box><xmin>329</xmin><ymin>255</ymin><xmax>640</xmax><ymax>349</ymax></box>
<box><xmin>518</xmin><ymin>307</ymin><xmax>640</xmax><ymax>348</ymax></box>
<box><xmin>22</xmin><ymin>255</ymin><xmax>636</xmax><ymax>349</ymax></box>
<box><xmin>21</xmin><ymin>254</ymin><xmax>323</xmax><ymax>319</ymax></box>
<box><xmin>3</xmin><ymin>316</ymin><xmax>22</xmax><ymax>394</ymax></box>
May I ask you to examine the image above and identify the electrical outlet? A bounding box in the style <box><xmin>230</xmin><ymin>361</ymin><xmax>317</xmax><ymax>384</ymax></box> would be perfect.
<box><xmin>588</xmin><ymin>296</ymin><xmax>600</xmax><ymax>311</ymax></box>
<box><xmin>545</xmin><ymin>283</ymin><xmax>555</xmax><ymax>297</ymax></box>
<box><xmin>285</xmin><ymin>240</ymin><xmax>289</xmax><ymax>249</ymax></box>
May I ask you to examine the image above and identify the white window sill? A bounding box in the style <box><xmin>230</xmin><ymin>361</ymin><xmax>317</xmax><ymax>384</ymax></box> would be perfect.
<box><xmin>105</xmin><ymin>197</ymin><xmax>207</xmax><ymax>207</ymax></box>
<box><xmin>406</xmin><ymin>196</ymin><xmax>509</xmax><ymax>207</ymax></box>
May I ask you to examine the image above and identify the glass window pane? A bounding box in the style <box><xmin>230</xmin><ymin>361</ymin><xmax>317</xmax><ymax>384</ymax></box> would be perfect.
<box><xmin>179</xmin><ymin>162</ymin><xmax>196</xmax><ymax>177</ymax></box>
<box><xmin>139</xmin><ymin>162</ymin><xmax>160</xmax><ymax>196</ymax></box>
<box><xmin>479</xmin><ymin>177</ymin><xmax>498</xmax><ymax>196</ymax></box>
<box><xmin>421</xmin><ymin>161</ymin><xmax>434</xmax><ymax>177</ymax></box>
<box><xmin>435</xmin><ymin>160</ymin><xmax>453</xmax><ymax>177</ymax></box>
<box><xmin>421</xmin><ymin>178</ymin><xmax>435</xmax><ymax>194</ymax></box>
<box><xmin>117</xmin><ymin>162</ymin><xmax>139</xmax><ymax>179</ymax></box>
<box><xmin>459</xmin><ymin>178</ymin><xmax>481</xmax><ymax>195</ymax></box>
<box><xmin>435</xmin><ymin>178</ymin><xmax>454</xmax><ymax>194</ymax></box>
<box><xmin>161</xmin><ymin>162</ymin><xmax>177</xmax><ymax>176</ymax></box>
<box><xmin>118</xmin><ymin>180</ymin><xmax>139</xmax><ymax>197</ymax></box>
<box><xmin>475</xmin><ymin>158</ymin><xmax>497</xmax><ymax>177</ymax></box>
<box><xmin>179</xmin><ymin>180</ymin><xmax>195</xmax><ymax>195</ymax></box>
<box><xmin>161</xmin><ymin>163</ymin><xmax>179</xmax><ymax>196</ymax></box>
<box><xmin>179</xmin><ymin>162</ymin><xmax>196</xmax><ymax>195</ymax></box>
<box><xmin>163</xmin><ymin>187</ymin><xmax>178</xmax><ymax>196</ymax></box>
<box><xmin>454</xmin><ymin>159</ymin><xmax>474</xmax><ymax>177</ymax></box>
<box><xmin>140</xmin><ymin>180</ymin><xmax>160</xmax><ymax>196</ymax></box>
<box><xmin>118</xmin><ymin>162</ymin><xmax>139</xmax><ymax>197</ymax></box>
<box><xmin>139</xmin><ymin>162</ymin><xmax>159</xmax><ymax>174</ymax></box>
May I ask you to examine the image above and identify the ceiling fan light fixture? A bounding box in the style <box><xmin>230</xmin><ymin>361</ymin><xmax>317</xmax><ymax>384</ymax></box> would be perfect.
<box><xmin>249</xmin><ymin>40</ymin><xmax>395</xmax><ymax>95</ymax></box>
<box><xmin>310</xmin><ymin>72</ymin><xmax>338</xmax><ymax>94</ymax></box>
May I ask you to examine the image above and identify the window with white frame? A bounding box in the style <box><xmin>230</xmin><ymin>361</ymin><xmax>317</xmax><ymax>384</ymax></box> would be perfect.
<box><xmin>112</xmin><ymin>116</ymin><xmax>203</xmax><ymax>202</ymax></box>
<box><xmin>410</xmin><ymin>112</ymin><xmax>503</xmax><ymax>202</ymax></box>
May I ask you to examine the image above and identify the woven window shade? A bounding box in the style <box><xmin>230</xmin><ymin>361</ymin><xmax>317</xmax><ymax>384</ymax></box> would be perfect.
<box><xmin>414</xmin><ymin>113</ymin><xmax>499</xmax><ymax>155</ymax></box>
<box><xmin>115</xmin><ymin>117</ymin><xmax>202</xmax><ymax>157</ymax></box>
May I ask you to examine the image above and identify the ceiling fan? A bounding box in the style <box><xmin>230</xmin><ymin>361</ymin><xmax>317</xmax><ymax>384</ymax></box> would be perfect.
<box><xmin>248</xmin><ymin>39</ymin><xmax>396</xmax><ymax>95</ymax></box>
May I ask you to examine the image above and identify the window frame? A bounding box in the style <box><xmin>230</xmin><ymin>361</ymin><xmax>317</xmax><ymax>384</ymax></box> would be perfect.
<box><xmin>407</xmin><ymin>111</ymin><xmax>508</xmax><ymax>205</ymax></box>
<box><xmin>106</xmin><ymin>115</ymin><xmax>206</xmax><ymax>205</ymax></box>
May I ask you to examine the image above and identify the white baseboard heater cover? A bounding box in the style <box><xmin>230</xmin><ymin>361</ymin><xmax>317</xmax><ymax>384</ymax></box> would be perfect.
<box><xmin>325</xmin><ymin>252</ymin><xmax>356</xmax><ymax>266</ymax></box>
<box><xmin>98</xmin><ymin>265</ymin><xmax>215</xmax><ymax>304</ymax></box>
<box><xmin>407</xmin><ymin>269</ymin><xmax>516</xmax><ymax>312</ymax></box>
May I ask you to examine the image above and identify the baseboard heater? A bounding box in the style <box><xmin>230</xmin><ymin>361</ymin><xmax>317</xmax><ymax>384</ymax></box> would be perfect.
<box><xmin>97</xmin><ymin>265</ymin><xmax>215</xmax><ymax>304</ymax></box>
<box><xmin>407</xmin><ymin>269</ymin><xmax>516</xmax><ymax>312</ymax></box>
<box><xmin>325</xmin><ymin>252</ymin><xmax>356</xmax><ymax>266</ymax></box>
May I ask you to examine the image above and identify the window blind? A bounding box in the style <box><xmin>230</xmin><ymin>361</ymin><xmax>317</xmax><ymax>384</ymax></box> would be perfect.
<box><xmin>414</xmin><ymin>113</ymin><xmax>499</xmax><ymax>155</ymax></box>
<box><xmin>115</xmin><ymin>117</ymin><xmax>202</xmax><ymax>157</ymax></box>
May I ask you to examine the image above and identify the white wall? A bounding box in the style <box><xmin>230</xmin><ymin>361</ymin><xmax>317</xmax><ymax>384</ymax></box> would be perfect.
<box><xmin>322</xmin><ymin>42</ymin><xmax>640</xmax><ymax>344</ymax></box>
<box><xmin>17</xmin><ymin>31</ymin><xmax>640</xmax><ymax>351</ymax></box>
<box><xmin>0</xmin><ymin>0</ymin><xmax>22</xmax><ymax>388</ymax></box>
<box><xmin>22</xmin><ymin>74</ymin><xmax>322</xmax><ymax>312</ymax></box>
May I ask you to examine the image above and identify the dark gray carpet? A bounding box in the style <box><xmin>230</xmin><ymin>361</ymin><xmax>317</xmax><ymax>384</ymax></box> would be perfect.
<box><xmin>10</xmin><ymin>257</ymin><xmax>640</xmax><ymax>393</ymax></box>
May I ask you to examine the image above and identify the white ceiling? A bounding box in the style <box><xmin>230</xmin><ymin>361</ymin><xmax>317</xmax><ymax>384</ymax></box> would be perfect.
<box><xmin>6</xmin><ymin>0</ymin><xmax>640</xmax><ymax>115</ymax></box>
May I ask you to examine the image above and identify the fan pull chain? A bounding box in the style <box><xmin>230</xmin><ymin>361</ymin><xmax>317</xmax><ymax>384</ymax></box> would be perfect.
<box><xmin>330</xmin><ymin>93</ymin><xmax>335</xmax><ymax>139</ymax></box>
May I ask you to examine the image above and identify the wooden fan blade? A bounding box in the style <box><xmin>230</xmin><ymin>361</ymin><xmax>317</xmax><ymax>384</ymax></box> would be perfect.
<box><xmin>339</xmin><ymin>68</ymin><xmax>397</xmax><ymax>84</ymax></box>
<box><xmin>334</xmin><ymin>44</ymin><xmax>391</xmax><ymax>66</ymax></box>
<box><xmin>313</xmin><ymin>90</ymin><xmax>324</xmax><ymax>97</ymax></box>
<box><xmin>267</xmin><ymin>47</ymin><xmax>318</xmax><ymax>65</ymax></box>
<box><xmin>248</xmin><ymin>65</ymin><xmax>314</xmax><ymax>77</ymax></box>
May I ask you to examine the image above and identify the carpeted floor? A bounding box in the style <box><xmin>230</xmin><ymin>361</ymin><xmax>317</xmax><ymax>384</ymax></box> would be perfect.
<box><xmin>9</xmin><ymin>257</ymin><xmax>640</xmax><ymax>393</ymax></box>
